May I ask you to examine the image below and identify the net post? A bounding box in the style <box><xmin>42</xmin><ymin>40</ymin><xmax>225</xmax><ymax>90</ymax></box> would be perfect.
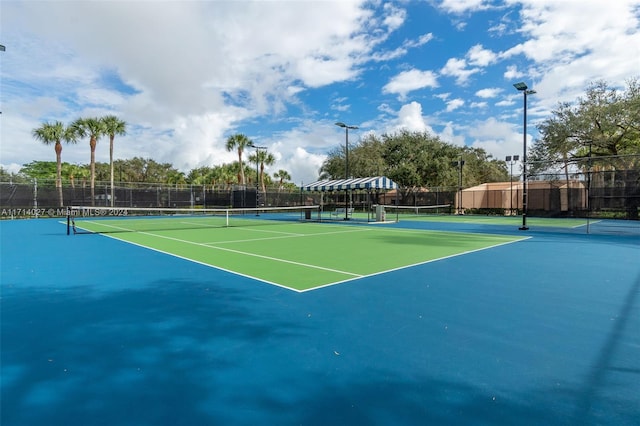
<box><xmin>226</xmin><ymin>210</ymin><xmax>229</xmax><ymax>227</ymax></box>
<box><xmin>66</xmin><ymin>207</ymin><xmax>70</xmax><ymax>235</ymax></box>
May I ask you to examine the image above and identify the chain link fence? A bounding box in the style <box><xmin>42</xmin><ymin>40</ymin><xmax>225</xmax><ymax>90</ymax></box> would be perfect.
<box><xmin>0</xmin><ymin>180</ymin><xmax>306</xmax><ymax>218</ymax></box>
<box><xmin>2</xmin><ymin>164</ymin><xmax>638</xmax><ymax>221</ymax></box>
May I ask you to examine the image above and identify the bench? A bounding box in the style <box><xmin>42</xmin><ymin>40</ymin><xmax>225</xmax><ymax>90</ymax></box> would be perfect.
<box><xmin>331</xmin><ymin>207</ymin><xmax>354</xmax><ymax>218</ymax></box>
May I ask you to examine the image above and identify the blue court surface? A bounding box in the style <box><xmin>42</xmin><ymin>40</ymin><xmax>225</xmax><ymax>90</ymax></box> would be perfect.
<box><xmin>1</xmin><ymin>218</ymin><xmax>638</xmax><ymax>425</ymax></box>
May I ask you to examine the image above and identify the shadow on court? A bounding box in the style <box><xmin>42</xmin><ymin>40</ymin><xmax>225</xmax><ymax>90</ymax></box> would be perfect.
<box><xmin>1</xmin><ymin>219</ymin><xmax>639</xmax><ymax>425</ymax></box>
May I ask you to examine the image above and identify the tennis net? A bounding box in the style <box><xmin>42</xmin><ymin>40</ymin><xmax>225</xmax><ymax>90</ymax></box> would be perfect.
<box><xmin>66</xmin><ymin>205</ymin><xmax>320</xmax><ymax>234</ymax></box>
<box><xmin>384</xmin><ymin>204</ymin><xmax>452</xmax><ymax>220</ymax></box>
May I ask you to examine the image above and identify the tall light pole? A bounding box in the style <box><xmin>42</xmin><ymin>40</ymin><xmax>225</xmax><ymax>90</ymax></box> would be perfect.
<box><xmin>451</xmin><ymin>158</ymin><xmax>465</xmax><ymax>215</ymax></box>
<box><xmin>335</xmin><ymin>122</ymin><xmax>358</xmax><ymax>220</ymax></box>
<box><xmin>0</xmin><ymin>44</ymin><xmax>4</xmax><ymax>115</ymax></box>
<box><xmin>505</xmin><ymin>155</ymin><xmax>519</xmax><ymax>215</ymax></box>
<box><xmin>250</xmin><ymin>144</ymin><xmax>267</xmax><ymax>214</ymax></box>
<box><xmin>513</xmin><ymin>82</ymin><xmax>536</xmax><ymax>230</ymax></box>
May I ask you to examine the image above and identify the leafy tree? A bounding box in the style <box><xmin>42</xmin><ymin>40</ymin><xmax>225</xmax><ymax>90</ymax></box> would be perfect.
<box><xmin>70</xmin><ymin>117</ymin><xmax>105</xmax><ymax>205</ymax></box>
<box><xmin>31</xmin><ymin>121</ymin><xmax>76</xmax><ymax>206</ymax></box>
<box><xmin>318</xmin><ymin>129</ymin><xmax>509</xmax><ymax>204</ymax></box>
<box><xmin>167</xmin><ymin>170</ymin><xmax>187</xmax><ymax>187</ymax></box>
<box><xmin>102</xmin><ymin>115</ymin><xmax>127</xmax><ymax>206</ymax></box>
<box><xmin>225</xmin><ymin>133</ymin><xmax>253</xmax><ymax>185</ymax></box>
<box><xmin>533</xmin><ymin>78</ymin><xmax>640</xmax><ymax>171</ymax></box>
<box><xmin>0</xmin><ymin>167</ymin><xmax>28</xmax><ymax>183</ymax></box>
<box><xmin>19</xmin><ymin>161</ymin><xmax>58</xmax><ymax>180</ymax></box>
<box><xmin>210</xmin><ymin>164</ymin><xmax>237</xmax><ymax>188</ymax></box>
<box><xmin>187</xmin><ymin>166</ymin><xmax>215</xmax><ymax>186</ymax></box>
<box><xmin>531</xmin><ymin>78</ymin><xmax>640</xmax><ymax>218</ymax></box>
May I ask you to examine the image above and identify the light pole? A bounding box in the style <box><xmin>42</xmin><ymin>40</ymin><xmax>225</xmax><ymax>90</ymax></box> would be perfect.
<box><xmin>505</xmin><ymin>155</ymin><xmax>519</xmax><ymax>215</ymax></box>
<box><xmin>451</xmin><ymin>158</ymin><xmax>465</xmax><ymax>215</ymax></box>
<box><xmin>0</xmin><ymin>44</ymin><xmax>4</xmax><ymax>115</ymax></box>
<box><xmin>335</xmin><ymin>122</ymin><xmax>358</xmax><ymax>220</ymax></box>
<box><xmin>513</xmin><ymin>82</ymin><xmax>536</xmax><ymax>230</ymax></box>
<box><xmin>250</xmin><ymin>144</ymin><xmax>267</xmax><ymax>214</ymax></box>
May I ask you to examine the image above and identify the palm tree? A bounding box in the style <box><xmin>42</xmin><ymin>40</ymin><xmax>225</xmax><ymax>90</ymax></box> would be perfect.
<box><xmin>273</xmin><ymin>169</ymin><xmax>291</xmax><ymax>189</ymax></box>
<box><xmin>101</xmin><ymin>115</ymin><xmax>127</xmax><ymax>206</ymax></box>
<box><xmin>167</xmin><ymin>170</ymin><xmax>186</xmax><ymax>188</ymax></box>
<box><xmin>248</xmin><ymin>150</ymin><xmax>276</xmax><ymax>194</ymax></box>
<box><xmin>32</xmin><ymin>121</ymin><xmax>76</xmax><ymax>206</ymax></box>
<box><xmin>71</xmin><ymin>117</ymin><xmax>104</xmax><ymax>206</ymax></box>
<box><xmin>225</xmin><ymin>133</ymin><xmax>253</xmax><ymax>186</ymax></box>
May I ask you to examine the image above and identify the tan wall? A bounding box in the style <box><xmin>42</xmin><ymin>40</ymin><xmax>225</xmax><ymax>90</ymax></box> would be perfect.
<box><xmin>453</xmin><ymin>181</ymin><xmax>586</xmax><ymax>212</ymax></box>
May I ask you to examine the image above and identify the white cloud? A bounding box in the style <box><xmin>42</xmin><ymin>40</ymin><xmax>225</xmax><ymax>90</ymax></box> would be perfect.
<box><xmin>0</xmin><ymin>1</ymin><xmax>382</xmax><ymax>183</ymax></box>
<box><xmin>379</xmin><ymin>102</ymin><xmax>437</xmax><ymax>135</ymax></box>
<box><xmin>438</xmin><ymin>122</ymin><xmax>466</xmax><ymax>147</ymax></box>
<box><xmin>440</xmin><ymin>58</ymin><xmax>480</xmax><ymax>85</ymax></box>
<box><xmin>383</xmin><ymin>69</ymin><xmax>439</xmax><ymax>99</ymax></box>
<box><xmin>467</xmin><ymin>44</ymin><xmax>497</xmax><ymax>67</ymax></box>
<box><xmin>446</xmin><ymin>99</ymin><xmax>465</xmax><ymax>112</ymax></box>
<box><xmin>475</xmin><ymin>88</ymin><xmax>502</xmax><ymax>98</ymax></box>
<box><xmin>438</xmin><ymin>0</ymin><xmax>489</xmax><ymax>14</ymax></box>
<box><xmin>467</xmin><ymin>117</ymin><xmax>524</xmax><ymax>161</ymax></box>
<box><xmin>382</xmin><ymin>3</ymin><xmax>407</xmax><ymax>31</ymax></box>
<box><xmin>501</xmin><ymin>0</ymin><xmax>640</xmax><ymax>105</ymax></box>
<box><xmin>503</xmin><ymin>65</ymin><xmax>523</xmax><ymax>80</ymax></box>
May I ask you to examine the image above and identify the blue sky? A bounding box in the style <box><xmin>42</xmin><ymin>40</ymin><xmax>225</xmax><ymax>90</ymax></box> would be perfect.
<box><xmin>1</xmin><ymin>0</ymin><xmax>639</xmax><ymax>185</ymax></box>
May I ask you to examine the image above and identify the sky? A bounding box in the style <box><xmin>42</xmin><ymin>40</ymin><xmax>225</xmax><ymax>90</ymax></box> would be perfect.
<box><xmin>1</xmin><ymin>0</ymin><xmax>639</xmax><ymax>185</ymax></box>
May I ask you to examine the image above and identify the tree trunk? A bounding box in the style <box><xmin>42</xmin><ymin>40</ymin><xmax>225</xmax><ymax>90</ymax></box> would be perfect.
<box><xmin>55</xmin><ymin>142</ymin><xmax>64</xmax><ymax>207</ymax></box>
<box><xmin>90</xmin><ymin>137</ymin><xmax>96</xmax><ymax>206</ymax></box>
<box><xmin>110</xmin><ymin>135</ymin><xmax>115</xmax><ymax>207</ymax></box>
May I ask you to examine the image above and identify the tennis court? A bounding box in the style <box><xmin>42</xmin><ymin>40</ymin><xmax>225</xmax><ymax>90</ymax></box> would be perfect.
<box><xmin>67</xmin><ymin>207</ymin><xmax>527</xmax><ymax>291</ymax></box>
<box><xmin>1</xmin><ymin>210</ymin><xmax>638</xmax><ymax>425</ymax></box>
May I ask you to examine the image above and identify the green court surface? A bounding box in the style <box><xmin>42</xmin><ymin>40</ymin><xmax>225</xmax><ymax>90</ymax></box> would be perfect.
<box><xmin>73</xmin><ymin>218</ymin><xmax>526</xmax><ymax>291</ymax></box>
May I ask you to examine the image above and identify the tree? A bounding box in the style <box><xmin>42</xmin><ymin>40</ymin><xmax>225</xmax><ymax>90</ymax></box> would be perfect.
<box><xmin>19</xmin><ymin>161</ymin><xmax>58</xmax><ymax>180</ymax></box>
<box><xmin>167</xmin><ymin>170</ymin><xmax>186</xmax><ymax>188</ymax></box>
<box><xmin>62</xmin><ymin>163</ymin><xmax>87</xmax><ymax>189</ymax></box>
<box><xmin>248</xmin><ymin>150</ymin><xmax>275</xmax><ymax>194</ymax></box>
<box><xmin>225</xmin><ymin>133</ymin><xmax>253</xmax><ymax>185</ymax></box>
<box><xmin>101</xmin><ymin>115</ymin><xmax>127</xmax><ymax>206</ymax></box>
<box><xmin>273</xmin><ymin>169</ymin><xmax>291</xmax><ymax>189</ymax></box>
<box><xmin>71</xmin><ymin>117</ymin><xmax>104</xmax><ymax>205</ymax></box>
<box><xmin>31</xmin><ymin>121</ymin><xmax>76</xmax><ymax>206</ymax></box>
<box><xmin>318</xmin><ymin>129</ymin><xmax>509</xmax><ymax>205</ymax></box>
<box><xmin>532</xmin><ymin>78</ymin><xmax>640</xmax><ymax>218</ymax></box>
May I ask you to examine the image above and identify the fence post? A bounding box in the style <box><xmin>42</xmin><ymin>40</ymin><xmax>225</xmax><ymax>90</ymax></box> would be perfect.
<box><xmin>33</xmin><ymin>179</ymin><xmax>38</xmax><ymax>217</ymax></box>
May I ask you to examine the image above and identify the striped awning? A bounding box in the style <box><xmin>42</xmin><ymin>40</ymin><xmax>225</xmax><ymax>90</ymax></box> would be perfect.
<box><xmin>302</xmin><ymin>176</ymin><xmax>398</xmax><ymax>192</ymax></box>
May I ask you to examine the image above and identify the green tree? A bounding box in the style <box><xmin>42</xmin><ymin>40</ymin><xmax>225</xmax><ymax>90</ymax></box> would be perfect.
<box><xmin>70</xmin><ymin>117</ymin><xmax>105</xmax><ymax>205</ymax></box>
<box><xmin>167</xmin><ymin>170</ymin><xmax>187</xmax><ymax>187</ymax></box>
<box><xmin>62</xmin><ymin>163</ymin><xmax>87</xmax><ymax>188</ymax></box>
<box><xmin>318</xmin><ymin>129</ymin><xmax>509</xmax><ymax>204</ymax></box>
<box><xmin>225</xmin><ymin>133</ymin><xmax>253</xmax><ymax>185</ymax></box>
<box><xmin>273</xmin><ymin>169</ymin><xmax>291</xmax><ymax>189</ymax></box>
<box><xmin>0</xmin><ymin>167</ymin><xmax>28</xmax><ymax>183</ymax></box>
<box><xmin>532</xmin><ymin>78</ymin><xmax>640</xmax><ymax>218</ymax></box>
<box><xmin>248</xmin><ymin>150</ymin><xmax>275</xmax><ymax>194</ymax></box>
<box><xmin>31</xmin><ymin>121</ymin><xmax>76</xmax><ymax>206</ymax></box>
<box><xmin>19</xmin><ymin>161</ymin><xmax>58</xmax><ymax>180</ymax></box>
<box><xmin>101</xmin><ymin>115</ymin><xmax>127</xmax><ymax>206</ymax></box>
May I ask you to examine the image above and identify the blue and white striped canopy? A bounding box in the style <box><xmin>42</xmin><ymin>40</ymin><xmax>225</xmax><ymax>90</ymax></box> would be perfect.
<box><xmin>302</xmin><ymin>176</ymin><xmax>398</xmax><ymax>192</ymax></box>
